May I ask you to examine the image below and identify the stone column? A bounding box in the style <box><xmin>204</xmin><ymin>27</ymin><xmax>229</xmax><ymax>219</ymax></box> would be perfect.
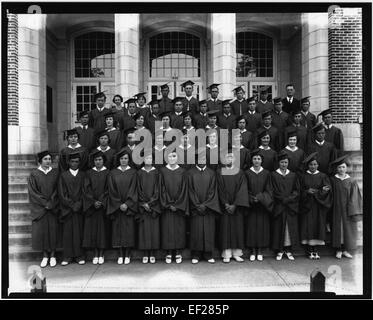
<box><xmin>301</xmin><ymin>13</ymin><xmax>329</xmax><ymax>118</ymax></box>
<box><xmin>12</xmin><ymin>14</ymin><xmax>47</xmax><ymax>154</ymax></box>
<box><xmin>115</xmin><ymin>14</ymin><xmax>140</xmax><ymax>99</ymax></box>
<box><xmin>210</xmin><ymin>13</ymin><xmax>236</xmax><ymax>100</ymax></box>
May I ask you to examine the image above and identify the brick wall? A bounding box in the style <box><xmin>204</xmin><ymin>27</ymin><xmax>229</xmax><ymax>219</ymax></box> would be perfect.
<box><xmin>7</xmin><ymin>13</ymin><xmax>18</xmax><ymax>126</ymax></box>
<box><xmin>328</xmin><ymin>8</ymin><xmax>362</xmax><ymax>124</ymax></box>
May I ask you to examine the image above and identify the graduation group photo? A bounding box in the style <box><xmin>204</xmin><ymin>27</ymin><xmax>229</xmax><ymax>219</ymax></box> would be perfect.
<box><xmin>5</xmin><ymin>2</ymin><xmax>368</xmax><ymax>296</ymax></box>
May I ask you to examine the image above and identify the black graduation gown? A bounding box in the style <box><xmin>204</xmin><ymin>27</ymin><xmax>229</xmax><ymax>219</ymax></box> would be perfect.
<box><xmin>170</xmin><ymin>113</ymin><xmax>184</xmax><ymax>130</ymax></box>
<box><xmin>306</xmin><ymin>141</ymin><xmax>338</xmax><ymax>175</ymax></box>
<box><xmin>284</xmin><ymin>124</ymin><xmax>308</xmax><ymax>151</ymax></box>
<box><xmin>75</xmin><ymin>126</ymin><xmax>96</xmax><ymax>152</ymax></box>
<box><xmin>218</xmin><ymin>113</ymin><xmax>237</xmax><ymax>130</ymax></box>
<box><xmin>207</xmin><ymin>99</ymin><xmax>223</xmax><ymax>112</ymax></box>
<box><xmin>107</xmin><ymin>128</ymin><xmax>123</xmax><ymax>151</ymax></box>
<box><xmin>28</xmin><ymin>168</ymin><xmax>60</xmax><ymax>251</ymax></box>
<box><xmin>230</xmin><ymin>100</ymin><xmax>249</xmax><ymax>116</ymax></box>
<box><xmin>206</xmin><ymin>145</ymin><xmax>221</xmax><ymax>171</ymax></box>
<box><xmin>216</xmin><ymin>167</ymin><xmax>250</xmax><ymax>250</ymax></box>
<box><xmin>325</xmin><ymin>125</ymin><xmax>344</xmax><ymax>154</ymax></box>
<box><xmin>82</xmin><ymin>168</ymin><xmax>109</xmax><ymax>249</ymax></box>
<box><xmin>256</xmin><ymin>101</ymin><xmax>274</xmax><ymax>114</ymax></box>
<box><xmin>188</xmin><ymin>167</ymin><xmax>221</xmax><ymax>252</ymax></box>
<box><xmin>258</xmin><ymin>147</ymin><xmax>278</xmax><ymax>172</ymax></box>
<box><xmin>88</xmin><ymin>107</ymin><xmax>110</xmax><ymax>133</ymax></box>
<box><xmin>300</xmin><ymin>111</ymin><xmax>317</xmax><ymax>129</ymax></box>
<box><xmin>271</xmin><ymin>111</ymin><xmax>289</xmax><ymax>150</ymax></box>
<box><xmin>158</xmin><ymin>97</ymin><xmax>174</xmax><ymax>113</ymax></box>
<box><xmin>136</xmin><ymin>168</ymin><xmax>161</xmax><ymax>250</ymax></box>
<box><xmin>241</xmin><ymin>130</ymin><xmax>257</xmax><ymax>150</ymax></box>
<box><xmin>244</xmin><ymin>168</ymin><xmax>273</xmax><ymax>248</ymax></box>
<box><xmin>111</xmin><ymin>108</ymin><xmax>125</xmax><ymax>130</ymax></box>
<box><xmin>233</xmin><ymin>146</ymin><xmax>250</xmax><ymax>171</ymax></box>
<box><xmin>107</xmin><ymin>168</ymin><xmax>138</xmax><ymax>248</ymax></box>
<box><xmin>282</xmin><ymin>97</ymin><xmax>300</xmax><ymax>114</ymax></box>
<box><xmin>270</xmin><ymin>170</ymin><xmax>300</xmax><ymax>251</ymax></box>
<box><xmin>138</xmin><ymin>106</ymin><xmax>150</xmax><ymax>119</ymax></box>
<box><xmin>153</xmin><ymin>146</ymin><xmax>166</xmax><ymax>170</ymax></box>
<box><xmin>58</xmin><ymin>170</ymin><xmax>85</xmax><ymax>259</ymax></box>
<box><xmin>245</xmin><ymin>112</ymin><xmax>262</xmax><ymax>133</ymax></box>
<box><xmin>330</xmin><ymin>176</ymin><xmax>362</xmax><ymax>251</ymax></box>
<box><xmin>121</xmin><ymin>113</ymin><xmax>136</xmax><ymax>133</ymax></box>
<box><xmin>159</xmin><ymin>166</ymin><xmax>189</xmax><ymax>250</ymax></box>
<box><xmin>257</xmin><ymin>126</ymin><xmax>280</xmax><ymax>151</ymax></box>
<box><xmin>182</xmin><ymin>97</ymin><xmax>199</xmax><ymax>114</ymax></box>
<box><xmin>299</xmin><ymin>172</ymin><xmax>332</xmax><ymax>242</ymax></box>
<box><xmin>146</xmin><ymin>113</ymin><xmax>161</xmax><ymax>136</ymax></box>
<box><xmin>176</xmin><ymin>146</ymin><xmax>194</xmax><ymax>170</ymax></box>
<box><xmin>58</xmin><ymin>146</ymin><xmax>89</xmax><ymax>172</ymax></box>
<box><xmin>89</xmin><ymin>147</ymin><xmax>116</xmax><ymax>170</ymax></box>
<box><xmin>282</xmin><ymin>147</ymin><xmax>306</xmax><ymax>175</ymax></box>
<box><xmin>193</xmin><ymin>112</ymin><xmax>209</xmax><ymax>130</ymax></box>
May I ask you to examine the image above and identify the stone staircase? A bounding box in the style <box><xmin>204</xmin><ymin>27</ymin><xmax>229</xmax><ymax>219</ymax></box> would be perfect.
<box><xmin>8</xmin><ymin>152</ymin><xmax>363</xmax><ymax>261</ymax></box>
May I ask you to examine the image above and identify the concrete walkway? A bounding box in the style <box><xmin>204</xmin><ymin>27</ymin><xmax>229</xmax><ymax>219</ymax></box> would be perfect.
<box><xmin>8</xmin><ymin>252</ymin><xmax>362</xmax><ymax>295</ymax></box>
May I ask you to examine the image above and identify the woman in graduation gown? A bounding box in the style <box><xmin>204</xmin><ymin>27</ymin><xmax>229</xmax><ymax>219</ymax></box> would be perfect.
<box><xmin>299</xmin><ymin>152</ymin><xmax>332</xmax><ymax>259</ymax></box>
<box><xmin>136</xmin><ymin>152</ymin><xmax>161</xmax><ymax>264</ymax></box>
<box><xmin>107</xmin><ymin>148</ymin><xmax>138</xmax><ymax>265</ymax></box>
<box><xmin>58</xmin><ymin>152</ymin><xmax>86</xmax><ymax>265</ymax></box>
<box><xmin>281</xmin><ymin>128</ymin><xmax>305</xmax><ymax>175</ymax></box>
<box><xmin>270</xmin><ymin>150</ymin><xmax>300</xmax><ymax>261</ymax></box>
<box><xmin>231</xmin><ymin>131</ymin><xmax>251</xmax><ymax>171</ymax></box>
<box><xmin>330</xmin><ymin>155</ymin><xmax>362</xmax><ymax>259</ymax></box>
<box><xmin>236</xmin><ymin>115</ymin><xmax>257</xmax><ymax>150</ymax></box>
<box><xmin>153</xmin><ymin>132</ymin><xmax>167</xmax><ymax>169</ymax></box>
<box><xmin>257</xmin><ymin>130</ymin><xmax>278</xmax><ymax>172</ymax></box>
<box><xmin>28</xmin><ymin>151</ymin><xmax>60</xmax><ymax>268</ymax></box>
<box><xmin>92</xmin><ymin>130</ymin><xmax>117</xmax><ymax>170</ymax></box>
<box><xmin>206</xmin><ymin>130</ymin><xmax>221</xmax><ymax>171</ymax></box>
<box><xmin>104</xmin><ymin>111</ymin><xmax>123</xmax><ymax>151</ymax></box>
<box><xmin>82</xmin><ymin>150</ymin><xmax>109</xmax><ymax>265</ymax></box>
<box><xmin>188</xmin><ymin>149</ymin><xmax>221</xmax><ymax>264</ymax></box>
<box><xmin>159</xmin><ymin>151</ymin><xmax>189</xmax><ymax>264</ymax></box>
<box><xmin>244</xmin><ymin>149</ymin><xmax>273</xmax><ymax>262</ymax></box>
<box><xmin>216</xmin><ymin>151</ymin><xmax>250</xmax><ymax>263</ymax></box>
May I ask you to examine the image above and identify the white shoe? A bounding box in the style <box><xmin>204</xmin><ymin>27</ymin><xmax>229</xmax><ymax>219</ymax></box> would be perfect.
<box><xmin>175</xmin><ymin>255</ymin><xmax>182</xmax><ymax>264</ymax></box>
<box><xmin>276</xmin><ymin>252</ymin><xmax>284</xmax><ymax>261</ymax></box>
<box><xmin>314</xmin><ymin>252</ymin><xmax>320</xmax><ymax>260</ymax></box>
<box><xmin>191</xmin><ymin>258</ymin><xmax>199</xmax><ymax>264</ymax></box>
<box><xmin>336</xmin><ymin>251</ymin><xmax>342</xmax><ymax>259</ymax></box>
<box><xmin>61</xmin><ymin>260</ymin><xmax>69</xmax><ymax>266</ymax></box>
<box><xmin>98</xmin><ymin>256</ymin><xmax>104</xmax><ymax>265</ymax></box>
<box><xmin>124</xmin><ymin>257</ymin><xmax>131</xmax><ymax>265</ymax></box>
<box><xmin>257</xmin><ymin>255</ymin><xmax>263</xmax><ymax>261</ymax></box>
<box><xmin>49</xmin><ymin>257</ymin><xmax>57</xmax><ymax>267</ymax></box>
<box><xmin>78</xmin><ymin>259</ymin><xmax>86</xmax><ymax>265</ymax></box>
<box><xmin>117</xmin><ymin>257</ymin><xmax>123</xmax><ymax>265</ymax></box>
<box><xmin>249</xmin><ymin>254</ymin><xmax>256</xmax><ymax>261</ymax></box>
<box><xmin>40</xmin><ymin>257</ymin><xmax>49</xmax><ymax>268</ymax></box>
<box><xmin>150</xmin><ymin>256</ymin><xmax>156</xmax><ymax>264</ymax></box>
<box><xmin>342</xmin><ymin>251</ymin><xmax>353</xmax><ymax>259</ymax></box>
<box><xmin>165</xmin><ymin>255</ymin><xmax>172</xmax><ymax>264</ymax></box>
<box><xmin>233</xmin><ymin>256</ymin><xmax>244</xmax><ymax>262</ymax></box>
<box><xmin>207</xmin><ymin>258</ymin><xmax>215</xmax><ymax>264</ymax></box>
<box><xmin>285</xmin><ymin>252</ymin><xmax>295</xmax><ymax>261</ymax></box>
<box><xmin>92</xmin><ymin>257</ymin><xmax>99</xmax><ymax>265</ymax></box>
<box><xmin>222</xmin><ymin>258</ymin><xmax>230</xmax><ymax>263</ymax></box>
<box><xmin>142</xmin><ymin>257</ymin><xmax>149</xmax><ymax>264</ymax></box>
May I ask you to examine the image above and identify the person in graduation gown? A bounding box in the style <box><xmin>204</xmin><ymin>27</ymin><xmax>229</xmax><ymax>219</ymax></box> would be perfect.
<box><xmin>281</xmin><ymin>128</ymin><xmax>306</xmax><ymax>175</ymax></box>
<box><xmin>136</xmin><ymin>152</ymin><xmax>161</xmax><ymax>264</ymax></box>
<box><xmin>104</xmin><ymin>110</ymin><xmax>123</xmax><ymax>151</ymax></box>
<box><xmin>188</xmin><ymin>149</ymin><xmax>221</xmax><ymax>264</ymax></box>
<box><xmin>206</xmin><ymin>84</ymin><xmax>223</xmax><ymax>112</ymax></box>
<box><xmin>246</xmin><ymin>96</ymin><xmax>262</xmax><ymax>133</ymax></box>
<box><xmin>158</xmin><ymin>83</ymin><xmax>174</xmax><ymax>113</ymax></box>
<box><xmin>237</xmin><ymin>115</ymin><xmax>257</xmax><ymax>150</ymax></box>
<box><xmin>218</xmin><ymin>100</ymin><xmax>237</xmax><ymax>131</ymax></box>
<box><xmin>299</xmin><ymin>152</ymin><xmax>332</xmax><ymax>260</ymax></box>
<box><xmin>121</xmin><ymin>98</ymin><xmax>138</xmax><ymax>132</ymax></box>
<box><xmin>244</xmin><ymin>149</ymin><xmax>273</xmax><ymax>261</ymax></box>
<box><xmin>271</xmin><ymin>97</ymin><xmax>290</xmax><ymax>150</ymax></box>
<box><xmin>159</xmin><ymin>151</ymin><xmax>189</xmax><ymax>264</ymax></box>
<box><xmin>270</xmin><ymin>150</ymin><xmax>301</xmax><ymax>261</ymax></box>
<box><xmin>169</xmin><ymin>97</ymin><xmax>185</xmax><ymax>131</ymax></box>
<box><xmin>230</xmin><ymin>86</ymin><xmax>249</xmax><ymax>116</ymax></box>
<box><xmin>206</xmin><ymin>130</ymin><xmax>220</xmax><ymax>171</ymax></box>
<box><xmin>182</xmin><ymin>112</ymin><xmax>195</xmax><ymax>134</ymax></box>
<box><xmin>58</xmin><ymin>128</ymin><xmax>89</xmax><ymax>172</ymax></box>
<box><xmin>319</xmin><ymin>109</ymin><xmax>345</xmax><ymax>156</ymax></box>
<box><xmin>82</xmin><ymin>150</ymin><xmax>109</xmax><ymax>265</ymax></box>
<box><xmin>205</xmin><ymin>110</ymin><xmax>221</xmax><ymax>136</ymax></box>
<box><xmin>146</xmin><ymin>100</ymin><xmax>162</xmax><ymax>135</ymax></box>
<box><xmin>299</xmin><ymin>96</ymin><xmax>317</xmax><ymax>130</ymax></box>
<box><xmin>281</xmin><ymin>84</ymin><xmax>300</xmax><ymax>115</ymax></box>
<box><xmin>153</xmin><ymin>132</ymin><xmax>167</xmax><ymax>169</ymax></box>
<box><xmin>231</xmin><ymin>131</ymin><xmax>251</xmax><ymax>171</ymax></box>
<box><xmin>111</xmin><ymin>94</ymin><xmax>125</xmax><ymax>126</ymax></box>
<box><xmin>306</xmin><ymin>123</ymin><xmax>338</xmax><ymax>175</ymax></box>
<box><xmin>180</xmin><ymin>80</ymin><xmax>199</xmax><ymax>114</ymax></box>
<box><xmin>58</xmin><ymin>152</ymin><xmax>86</xmax><ymax>265</ymax></box>
<box><xmin>91</xmin><ymin>130</ymin><xmax>116</xmax><ymax>170</ymax></box>
<box><xmin>216</xmin><ymin>151</ymin><xmax>250</xmax><ymax>263</ymax></box>
<box><xmin>284</xmin><ymin>109</ymin><xmax>309</xmax><ymax>152</ymax></box>
<box><xmin>257</xmin><ymin>130</ymin><xmax>278</xmax><ymax>172</ymax></box>
<box><xmin>256</xmin><ymin>88</ymin><xmax>274</xmax><ymax>114</ymax></box>
<box><xmin>257</xmin><ymin>110</ymin><xmax>280</xmax><ymax>151</ymax></box>
<box><xmin>193</xmin><ymin>100</ymin><xmax>209</xmax><ymax>130</ymax></box>
<box><xmin>107</xmin><ymin>148</ymin><xmax>138</xmax><ymax>265</ymax></box>
<box><xmin>88</xmin><ymin>92</ymin><xmax>110</xmax><ymax>133</ymax></box>
<box><xmin>74</xmin><ymin>110</ymin><xmax>96</xmax><ymax>152</ymax></box>
<box><xmin>176</xmin><ymin>132</ymin><xmax>195</xmax><ymax>171</ymax></box>
<box><xmin>329</xmin><ymin>155</ymin><xmax>362</xmax><ymax>259</ymax></box>
<box><xmin>28</xmin><ymin>151</ymin><xmax>60</xmax><ymax>268</ymax></box>
<box><xmin>135</xmin><ymin>92</ymin><xmax>150</xmax><ymax>118</ymax></box>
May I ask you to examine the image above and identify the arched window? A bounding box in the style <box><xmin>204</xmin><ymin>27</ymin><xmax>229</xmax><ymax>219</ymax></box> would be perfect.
<box><xmin>74</xmin><ymin>31</ymin><xmax>114</xmax><ymax>78</ymax></box>
<box><xmin>236</xmin><ymin>32</ymin><xmax>273</xmax><ymax>78</ymax></box>
<box><xmin>149</xmin><ymin>32</ymin><xmax>200</xmax><ymax>78</ymax></box>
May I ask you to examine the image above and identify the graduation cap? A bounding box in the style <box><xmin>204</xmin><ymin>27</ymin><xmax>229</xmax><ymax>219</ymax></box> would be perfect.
<box><xmin>318</xmin><ymin>109</ymin><xmax>332</xmax><ymax>118</ymax></box>
<box><xmin>160</xmin><ymin>83</ymin><xmax>170</xmax><ymax>90</ymax></box>
<box><xmin>134</xmin><ymin>92</ymin><xmax>147</xmax><ymax>99</ymax></box>
<box><xmin>250</xmin><ymin>148</ymin><xmax>264</xmax><ymax>161</ymax></box>
<box><xmin>104</xmin><ymin>110</ymin><xmax>116</xmax><ymax>119</ymax></box>
<box><xmin>207</xmin><ymin>110</ymin><xmax>219</xmax><ymax>117</ymax></box>
<box><xmin>124</xmin><ymin>98</ymin><xmax>137</xmax><ymax>105</ymax></box>
<box><xmin>302</xmin><ymin>152</ymin><xmax>319</xmax><ymax>165</ymax></box>
<box><xmin>222</xmin><ymin>99</ymin><xmax>232</xmax><ymax>106</ymax></box>
<box><xmin>233</xmin><ymin>86</ymin><xmax>245</xmax><ymax>94</ymax></box>
<box><xmin>199</xmin><ymin>99</ymin><xmax>207</xmax><ymax>106</ymax></box>
<box><xmin>93</xmin><ymin>91</ymin><xmax>107</xmax><ymax>101</ymax></box>
<box><xmin>68</xmin><ymin>151</ymin><xmax>81</xmax><ymax>160</ymax></box>
<box><xmin>207</xmin><ymin>83</ymin><xmax>220</xmax><ymax>91</ymax></box>
<box><xmin>273</xmin><ymin>97</ymin><xmax>282</xmax><ymax>104</ymax></box>
<box><xmin>312</xmin><ymin>122</ymin><xmax>325</xmax><ymax>133</ymax></box>
<box><xmin>247</xmin><ymin>96</ymin><xmax>256</xmax><ymax>103</ymax></box>
<box><xmin>292</xmin><ymin>109</ymin><xmax>303</xmax><ymax>116</ymax></box>
<box><xmin>262</xmin><ymin>110</ymin><xmax>272</xmax><ymax>119</ymax></box>
<box><xmin>260</xmin><ymin>86</ymin><xmax>270</xmax><ymax>93</ymax></box>
<box><xmin>90</xmin><ymin>149</ymin><xmax>107</xmax><ymax>163</ymax></box>
<box><xmin>277</xmin><ymin>150</ymin><xmax>289</xmax><ymax>161</ymax></box>
<box><xmin>64</xmin><ymin>128</ymin><xmax>79</xmax><ymax>140</ymax></box>
<box><xmin>180</xmin><ymin>80</ymin><xmax>195</xmax><ymax>88</ymax></box>
<box><xmin>173</xmin><ymin>97</ymin><xmax>184</xmax><ymax>104</ymax></box>
<box><xmin>329</xmin><ymin>154</ymin><xmax>350</xmax><ymax>168</ymax></box>
<box><xmin>96</xmin><ymin>129</ymin><xmax>110</xmax><ymax>139</ymax></box>
<box><xmin>159</xmin><ymin>111</ymin><xmax>172</xmax><ymax>119</ymax></box>
<box><xmin>287</xmin><ymin>127</ymin><xmax>298</xmax><ymax>138</ymax></box>
<box><xmin>79</xmin><ymin>109</ymin><xmax>89</xmax><ymax>118</ymax></box>
<box><xmin>258</xmin><ymin>129</ymin><xmax>270</xmax><ymax>140</ymax></box>
<box><xmin>300</xmin><ymin>96</ymin><xmax>311</xmax><ymax>104</ymax></box>
<box><xmin>37</xmin><ymin>150</ymin><xmax>52</xmax><ymax>163</ymax></box>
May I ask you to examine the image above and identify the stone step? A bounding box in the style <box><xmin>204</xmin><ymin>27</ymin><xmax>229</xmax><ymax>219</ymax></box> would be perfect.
<box><xmin>8</xmin><ymin>191</ymin><xmax>29</xmax><ymax>202</ymax></box>
<box><xmin>9</xmin><ymin>233</ymin><xmax>32</xmax><ymax>246</ymax></box>
<box><xmin>9</xmin><ymin>202</ymin><xmax>30</xmax><ymax>213</ymax></box>
<box><xmin>8</xmin><ymin>175</ymin><xmax>30</xmax><ymax>184</ymax></box>
<box><xmin>8</xmin><ymin>160</ymin><xmax>38</xmax><ymax>168</ymax></box>
<box><xmin>9</xmin><ymin>211</ymin><xmax>31</xmax><ymax>222</ymax></box>
<box><xmin>8</xmin><ymin>167</ymin><xmax>35</xmax><ymax>176</ymax></box>
<box><xmin>9</xmin><ymin>221</ymin><xmax>32</xmax><ymax>234</ymax></box>
<box><xmin>8</xmin><ymin>183</ymin><xmax>29</xmax><ymax>192</ymax></box>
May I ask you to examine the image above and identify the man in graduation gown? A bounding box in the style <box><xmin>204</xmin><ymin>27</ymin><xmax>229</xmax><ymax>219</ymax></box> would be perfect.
<box><xmin>237</xmin><ymin>115</ymin><xmax>257</xmax><ymax>150</ymax></box>
<box><xmin>158</xmin><ymin>83</ymin><xmax>174</xmax><ymax>113</ymax></box>
<box><xmin>170</xmin><ymin>97</ymin><xmax>185</xmax><ymax>130</ymax></box>
<box><xmin>271</xmin><ymin>97</ymin><xmax>290</xmax><ymax>151</ymax></box>
<box><xmin>193</xmin><ymin>100</ymin><xmax>209</xmax><ymax>129</ymax></box>
<box><xmin>284</xmin><ymin>109</ymin><xmax>309</xmax><ymax>152</ymax></box>
<box><xmin>281</xmin><ymin>84</ymin><xmax>300</xmax><ymax>114</ymax></box>
<box><xmin>299</xmin><ymin>96</ymin><xmax>317</xmax><ymax>129</ymax></box>
<box><xmin>319</xmin><ymin>109</ymin><xmax>345</xmax><ymax>156</ymax></box>
<box><xmin>75</xmin><ymin>110</ymin><xmax>96</xmax><ymax>152</ymax></box>
<box><xmin>88</xmin><ymin>92</ymin><xmax>110</xmax><ymax>134</ymax></box>
<box><xmin>257</xmin><ymin>111</ymin><xmax>280</xmax><ymax>151</ymax></box>
<box><xmin>121</xmin><ymin>98</ymin><xmax>137</xmax><ymax>132</ymax></box>
<box><xmin>188</xmin><ymin>149</ymin><xmax>221</xmax><ymax>264</ymax></box>
<box><xmin>104</xmin><ymin>110</ymin><xmax>123</xmax><ymax>152</ymax></box>
<box><xmin>206</xmin><ymin>84</ymin><xmax>223</xmax><ymax>112</ymax></box>
<box><xmin>146</xmin><ymin>100</ymin><xmax>162</xmax><ymax>135</ymax></box>
<box><xmin>230</xmin><ymin>86</ymin><xmax>249</xmax><ymax>116</ymax></box>
<box><xmin>58</xmin><ymin>152</ymin><xmax>86</xmax><ymax>265</ymax></box>
<box><xmin>246</xmin><ymin>96</ymin><xmax>262</xmax><ymax>133</ymax></box>
<box><xmin>256</xmin><ymin>88</ymin><xmax>274</xmax><ymax>114</ymax></box>
<box><xmin>218</xmin><ymin>100</ymin><xmax>237</xmax><ymax>131</ymax></box>
<box><xmin>181</xmin><ymin>80</ymin><xmax>199</xmax><ymax>114</ymax></box>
